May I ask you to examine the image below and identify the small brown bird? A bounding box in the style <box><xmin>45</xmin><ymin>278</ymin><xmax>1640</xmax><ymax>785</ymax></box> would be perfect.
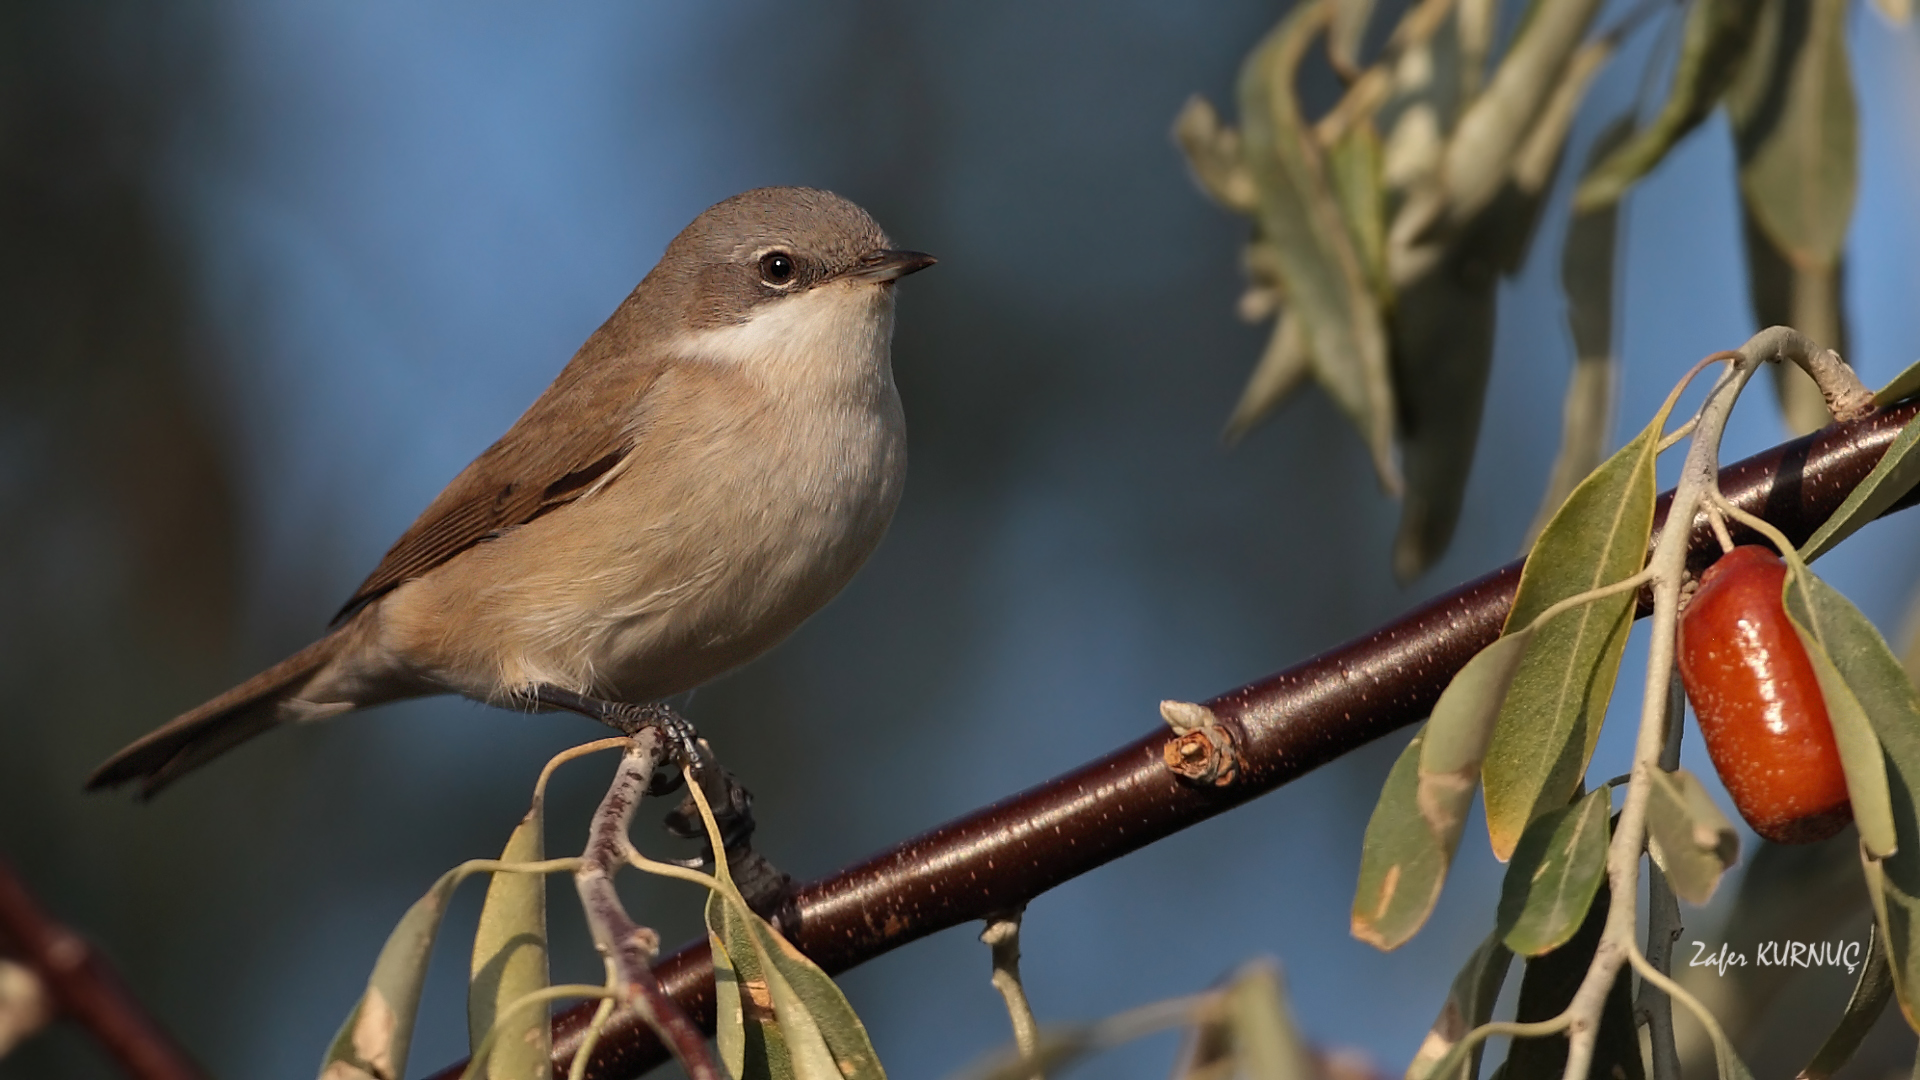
<box><xmin>90</xmin><ymin>187</ymin><xmax>934</xmax><ymax>796</ymax></box>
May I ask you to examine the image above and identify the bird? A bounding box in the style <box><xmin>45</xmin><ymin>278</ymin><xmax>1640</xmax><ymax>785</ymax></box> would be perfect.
<box><xmin>89</xmin><ymin>186</ymin><xmax>935</xmax><ymax>797</ymax></box>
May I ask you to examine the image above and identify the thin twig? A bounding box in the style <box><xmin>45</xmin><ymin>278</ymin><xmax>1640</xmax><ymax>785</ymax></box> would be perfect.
<box><xmin>1639</xmin><ymin>672</ymin><xmax>1686</xmax><ymax>1080</ymax></box>
<box><xmin>1562</xmin><ymin>342</ymin><xmax>1767</xmax><ymax>1079</ymax></box>
<box><xmin>0</xmin><ymin>856</ymin><xmax>206</xmax><ymax>1080</ymax></box>
<box><xmin>981</xmin><ymin>910</ymin><xmax>1043</xmax><ymax>1080</ymax></box>
<box><xmin>570</xmin><ymin>732</ymin><xmax>724</xmax><ymax>1080</ymax></box>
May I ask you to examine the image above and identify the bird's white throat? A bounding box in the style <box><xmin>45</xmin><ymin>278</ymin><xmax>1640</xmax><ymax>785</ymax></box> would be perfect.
<box><xmin>672</xmin><ymin>280</ymin><xmax>896</xmax><ymax>395</ymax></box>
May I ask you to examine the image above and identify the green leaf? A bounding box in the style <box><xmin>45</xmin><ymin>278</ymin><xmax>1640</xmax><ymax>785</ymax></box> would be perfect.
<box><xmin>1352</xmin><ymin>731</ymin><xmax>1447</xmax><ymax>950</ymax></box>
<box><xmin>1642</xmin><ymin>768</ymin><xmax>1740</xmax><ymax>906</ymax></box>
<box><xmin>1798</xmin><ymin>923</ymin><xmax>1893</xmax><ymax>1080</ymax></box>
<box><xmin>319</xmin><ymin>868</ymin><xmax>468</xmax><ymax>1080</ymax></box>
<box><xmin>1777</xmin><ymin>563</ymin><xmax>1920</xmax><ymax>1032</ymax></box>
<box><xmin>1220</xmin><ymin>960</ymin><xmax>1315</xmax><ymax>1080</ymax></box>
<box><xmin>1525</xmin><ymin>116</ymin><xmax>1632</xmax><ymax>550</ymax></box>
<box><xmin>1385</xmin><ymin>246</ymin><xmax>1498</xmax><ymax>583</ymax></box>
<box><xmin>1482</xmin><ymin>395</ymin><xmax>1676</xmax><ymax>861</ymax></box>
<box><xmin>1727</xmin><ymin>0</ymin><xmax>1857</xmax><ymax>435</ymax></box>
<box><xmin>1742</xmin><ymin>209</ymin><xmax>1847</xmax><ymax>436</ymax></box>
<box><xmin>750</xmin><ymin>914</ymin><xmax>886</xmax><ymax>1080</ymax></box>
<box><xmin>1726</xmin><ymin>0</ymin><xmax>1857</xmax><ymax>269</ymax></box>
<box><xmin>1421</xmin><ymin>631</ymin><xmax>1534</xmax><ymax>825</ymax></box>
<box><xmin>1327</xmin><ymin>119</ymin><xmax>1388</xmax><ymax>300</ymax></box>
<box><xmin>1350</xmin><ymin>630</ymin><xmax>1548</xmax><ymax>951</ymax></box>
<box><xmin>1503</xmin><ymin>880</ymin><xmax>1648</xmax><ymax>1080</ymax></box>
<box><xmin>1352</xmin><ymin>626</ymin><xmax>1527</xmax><ymax>953</ymax></box>
<box><xmin>1799</xmin><ymin>410</ymin><xmax>1920</xmax><ymax>561</ymax></box>
<box><xmin>1238</xmin><ymin>3</ymin><xmax>1401</xmax><ymax>494</ymax></box>
<box><xmin>1571</xmin><ymin>0</ymin><xmax>1759</xmax><ymax>211</ymax></box>
<box><xmin>1497</xmin><ymin>787</ymin><xmax>1611</xmax><ymax>956</ymax></box>
<box><xmin>1173</xmin><ymin>95</ymin><xmax>1258</xmax><ymax>215</ymax></box>
<box><xmin>1861</xmin><ymin>854</ymin><xmax>1920</xmax><ymax>1033</ymax></box>
<box><xmin>1224</xmin><ymin>311</ymin><xmax>1312</xmax><ymax>443</ymax></box>
<box><xmin>709</xmin><ymin>891</ymin><xmax>792</xmax><ymax>1080</ymax></box>
<box><xmin>1783</xmin><ymin>565</ymin><xmax>1902</xmax><ymax>858</ymax></box>
<box><xmin>1874</xmin><ymin>356</ymin><xmax>1920</xmax><ymax>407</ymax></box>
<box><xmin>1405</xmin><ymin>931</ymin><xmax>1512</xmax><ymax>1080</ymax></box>
<box><xmin>467</xmin><ymin>805</ymin><xmax>551</xmax><ymax>1080</ymax></box>
<box><xmin>706</xmin><ymin>879</ymin><xmax>884</xmax><ymax>1080</ymax></box>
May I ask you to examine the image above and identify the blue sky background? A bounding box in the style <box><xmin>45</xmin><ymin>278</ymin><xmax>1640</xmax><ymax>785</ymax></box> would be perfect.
<box><xmin>5</xmin><ymin>4</ymin><xmax>1920</xmax><ymax>1078</ymax></box>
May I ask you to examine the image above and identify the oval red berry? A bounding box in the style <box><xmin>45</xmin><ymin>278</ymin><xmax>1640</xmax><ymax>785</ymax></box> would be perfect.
<box><xmin>1678</xmin><ymin>545</ymin><xmax>1851</xmax><ymax>844</ymax></box>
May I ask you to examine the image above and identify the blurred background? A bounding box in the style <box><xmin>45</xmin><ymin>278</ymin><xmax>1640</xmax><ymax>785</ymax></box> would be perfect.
<box><xmin>3</xmin><ymin>2</ymin><xmax>1919</xmax><ymax>1077</ymax></box>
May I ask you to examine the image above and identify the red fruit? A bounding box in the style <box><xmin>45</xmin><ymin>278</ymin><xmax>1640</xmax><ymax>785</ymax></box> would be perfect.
<box><xmin>1678</xmin><ymin>545</ymin><xmax>1852</xmax><ymax>844</ymax></box>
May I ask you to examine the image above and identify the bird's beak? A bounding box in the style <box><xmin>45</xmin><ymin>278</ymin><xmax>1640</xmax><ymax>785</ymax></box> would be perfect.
<box><xmin>846</xmin><ymin>249</ymin><xmax>938</xmax><ymax>283</ymax></box>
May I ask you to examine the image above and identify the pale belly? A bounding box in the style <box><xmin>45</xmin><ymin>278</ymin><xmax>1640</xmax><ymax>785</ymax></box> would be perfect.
<box><xmin>366</xmin><ymin>391</ymin><xmax>906</xmax><ymax>707</ymax></box>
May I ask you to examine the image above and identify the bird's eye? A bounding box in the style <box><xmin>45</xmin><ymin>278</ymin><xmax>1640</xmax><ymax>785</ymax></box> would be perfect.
<box><xmin>759</xmin><ymin>252</ymin><xmax>796</xmax><ymax>286</ymax></box>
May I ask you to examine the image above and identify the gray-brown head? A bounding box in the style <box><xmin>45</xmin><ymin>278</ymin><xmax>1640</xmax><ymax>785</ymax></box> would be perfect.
<box><xmin>644</xmin><ymin>187</ymin><xmax>935</xmax><ymax>332</ymax></box>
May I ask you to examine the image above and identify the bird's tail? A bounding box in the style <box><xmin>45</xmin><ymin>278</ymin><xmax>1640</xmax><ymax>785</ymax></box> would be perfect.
<box><xmin>87</xmin><ymin>635</ymin><xmax>345</xmax><ymax>798</ymax></box>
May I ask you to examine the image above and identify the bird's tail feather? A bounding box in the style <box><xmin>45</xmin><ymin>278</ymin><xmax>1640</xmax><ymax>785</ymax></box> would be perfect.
<box><xmin>87</xmin><ymin>635</ymin><xmax>344</xmax><ymax>798</ymax></box>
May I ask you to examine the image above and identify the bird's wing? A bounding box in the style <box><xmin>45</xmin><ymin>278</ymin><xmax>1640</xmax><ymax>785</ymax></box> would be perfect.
<box><xmin>332</xmin><ymin>353</ymin><xmax>665</xmax><ymax>624</ymax></box>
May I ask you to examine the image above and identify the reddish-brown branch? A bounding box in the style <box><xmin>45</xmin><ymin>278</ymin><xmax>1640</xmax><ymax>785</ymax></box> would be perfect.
<box><xmin>421</xmin><ymin>399</ymin><xmax>1920</xmax><ymax>1080</ymax></box>
<box><xmin>0</xmin><ymin>855</ymin><xmax>206</xmax><ymax>1080</ymax></box>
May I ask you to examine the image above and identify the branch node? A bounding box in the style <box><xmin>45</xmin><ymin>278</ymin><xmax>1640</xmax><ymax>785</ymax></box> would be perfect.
<box><xmin>1162</xmin><ymin>699</ymin><xmax>1240</xmax><ymax>786</ymax></box>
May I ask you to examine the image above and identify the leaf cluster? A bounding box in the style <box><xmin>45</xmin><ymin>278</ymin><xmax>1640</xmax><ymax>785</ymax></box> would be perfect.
<box><xmin>1178</xmin><ymin>0</ymin><xmax>1901</xmax><ymax>577</ymax></box>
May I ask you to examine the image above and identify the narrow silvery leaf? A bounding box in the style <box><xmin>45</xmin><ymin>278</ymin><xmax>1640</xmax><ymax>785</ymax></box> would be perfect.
<box><xmin>1221</xmin><ymin>960</ymin><xmax>1316</xmax><ymax>1080</ymax></box>
<box><xmin>708</xmin><ymin>890</ymin><xmax>793</xmax><ymax>1080</ymax></box>
<box><xmin>1416</xmin><ymin>631</ymin><xmax>1534</xmax><ymax>875</ymax></box>
<box><xmin>1875</xmin><ymin>356</ymin><xmax>1920</xmax><ymax>407</ymax></box>
<box><xmin>1386</xmin><ymin>257</ymin><xmax>1496</xmax><ymax>583</ymax></box>
<box><xmin>1496</xmin><ymin>787</ymin><xmax>1611</xmax><ymax>956</ymax></box>
<box><xmin>1726</xmin><ymin>0</ymin><xmax>1857</xmax><ymax>267</ymax></box>
<box><xmin>1353</xmin><ymin>730</ymin><xmax>1449</xmax><ymax>950</ymax></box>
<box><xmin>1726</xmin><ymin>0</ymin><xmax>1857</xmax><ymax>435</ymax></box>
<box><xmin>1482</xmin><ymin>392</ymin><xmax>1676</xmax><ymax>861</ymax></box>
<box><xmin>1327</xmin><ymin>120</ymin><xmax>1388</xmax><ymax>298</ymax></box>
<box><xmin>1571</xmin><ymin>0</ymin><xmax>1757</xmax><ymax>211</ymax></box>
<box><xmin>1237</xmin><ymin>4</ymin><xmax>1400</xmax><ymax>494</ymax></box>
<box><xmin>1422</xmin><ymin>631</ymin><xmax>1533</xmax><ymax>779</ymax></box>
<box><xmin>1642</xmin><ymin>768</ymin><xmax>1739</xmax><ymax>906</ymax></box>
<box><xmin>1456</xmin><ymin>0</ymin><xmax>1494</xmax><ymax>99</ymax></box>
<box><xmin>1388</xmin><ymin>31</ymin><xmax>1610</xmax><ymax>582</ymax></box>
<box><xmin>1224</xmin><ymin>312</ymin><xmax>1311</xmax><ymax>443</ymax></box>
<box><xmin>706</xmin><ymin>826</ymin><xmax>883</xmax><ymax>1079</ymax></box>
<box><xmin>1782</xmin><ymin>565</ymin><xmax>1904</xmax><ymax>859</ymax></box>
<box><xmin>1780</xmin><ymin>562</ymin><xmax>1920</xmax><ymax>1033</ymax></box>
<box><xmin>468</xmin><ymin>805</ymin><xmax>550</xmax><ymax>1080</ymax></box>
<box><xmin>1502</xmin><ymin>881</ymin><xmax>1650</xmax><ymax>1080</ymax></box>
<box><xmin>1789</xmin><ymin>621</ymin><xmax>1897</xmax><ymax>860</ymax></box>
<box><xmin>1799</xmin><ymin>410</ymin><xmax>1920</xmax><ymax>561</ymax></box>
<box><xmin>1405</xmin><ymin>931</ymin><xmax>1511</xmax><ymax>1080</ymax></box>
<box><xmin>1859</xmin><ymin>856</ymin><xmax>1920</xmax><ymax>1034</ymax></box>
<box><xmin>748</xmin><ymin>915</ymin><xmax>886</xmax><ymax>1080</ymax></box>
<box><xmin>1438</xmin><ymin>0</ymin><xmax>1605</xmax><ymax>222</ymax></box>
<box><xmin>1525</xmin><ymin>116</ymin><xmax>1632</xmax><ymax>550</ymax></box>
<box><xmin>1797</xmin><ymin>923</ymin><xmax>1893</xmax><ymax>1079</ymax></box>
<box><xmin>1173</xmin><ymin>95</ymin><xmax>1258</xmax><ymax>215</ymax></box>
<box><xmin>319</xmin><ymin>869</ymin><xmax>468</xmax><ymax>1080</ymax></box>
<box><xmin>1745</xmin><ymin>211</ymin><xmax>1849</xmax><ymax>435</ymax></box>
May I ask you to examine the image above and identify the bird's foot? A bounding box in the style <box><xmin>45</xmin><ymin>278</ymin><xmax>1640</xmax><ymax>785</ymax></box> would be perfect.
<box><xmin>520</xmin><ymin>686</ymin><xmax>795</xmax><ymax>920</ymax></box>
<box><xmin>525</xmin><ymin>686</ymin><xmax>701</xmax><ymax>766</ymax></box>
